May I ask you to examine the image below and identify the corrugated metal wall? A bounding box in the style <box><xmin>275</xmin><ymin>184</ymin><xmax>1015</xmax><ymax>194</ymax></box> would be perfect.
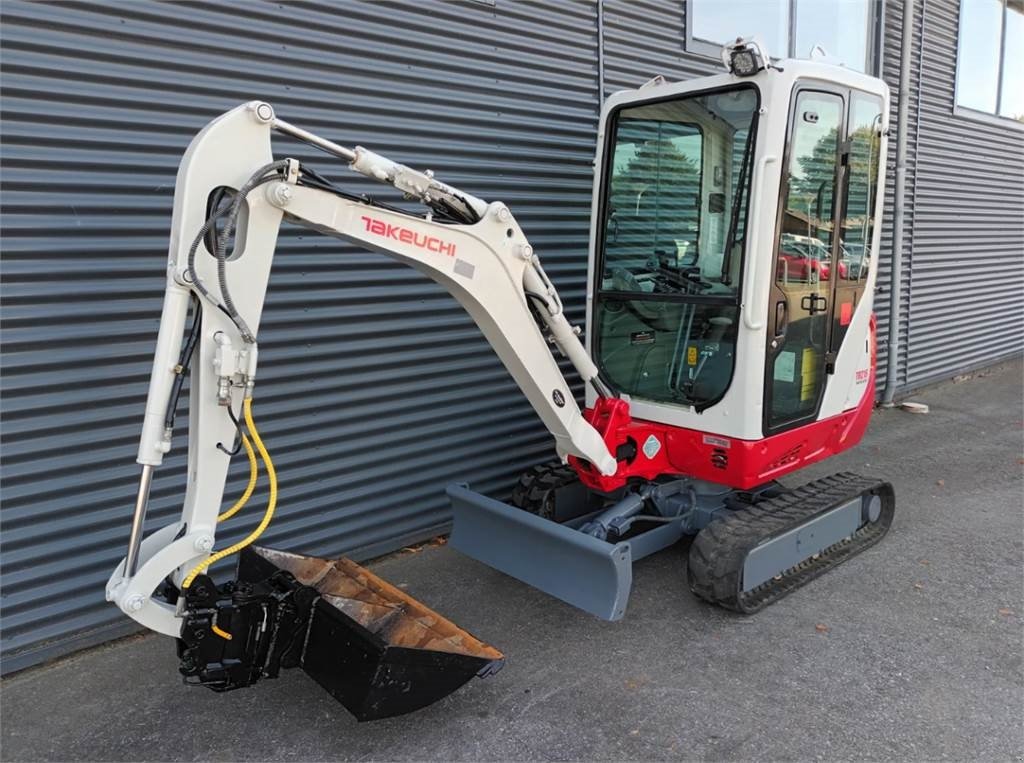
<box><xmin>602</xmin><ymin>0</ymin><xmax>712</xmax><ymax>90</ymax></box>
<box><xmin>2</xmin><ymin>0</ymin><xmax>1021</xmax><ymax>673</ymax></box>
<box><xmin>877</xmin><ymin>0</ymin><xmax>924</xmax><ymax>393</ymax></box>
<box><xmin>888</xmin><ymin>0</ymin><xmax>1024</xmax><ymax>388</ymax></box>
<box><xmin>0</xmin><ymin>0</ymin><xmax>600</xmax><ymax>672</ymax></box>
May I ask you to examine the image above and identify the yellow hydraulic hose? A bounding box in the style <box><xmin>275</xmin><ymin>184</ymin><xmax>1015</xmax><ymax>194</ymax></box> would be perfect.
<box><xmin>217</xmin><ymin>432</ymin><xmax>257</xmax><ymax>522</ymax></box>
<box><xmin>182</xmin><ymin>396</ymin><xmax>277</xmax><ymax>589</ymax></box>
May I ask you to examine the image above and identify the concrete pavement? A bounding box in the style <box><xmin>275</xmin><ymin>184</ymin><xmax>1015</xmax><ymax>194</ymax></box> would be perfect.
<box><xmin>2</xmin><ymin>360</ymin><xmax>1022</xmax><ymax>761</ymax></box>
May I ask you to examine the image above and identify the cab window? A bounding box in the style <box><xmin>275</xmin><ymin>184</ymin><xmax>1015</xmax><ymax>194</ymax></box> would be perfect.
<box><xmin>594</xmin><ymin>85</ymin><xmax>759</xmax><ymax>409</ymax></box>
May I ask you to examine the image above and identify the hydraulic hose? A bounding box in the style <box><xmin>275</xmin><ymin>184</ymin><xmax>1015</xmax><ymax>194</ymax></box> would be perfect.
<box><xmin>217</xmin><ymin>433</ymin><xmax>258</xmax><ymax>522</ymax></box>
<box><xmin>163</xmin><ymin>297</ymin><xmax>202</xmax><ymax>432</ymax></box>
<box><xmin>185</xmin><ymin>162</ymin><xmax>287</xmax><ymax>343</ymax></box>
<box><xmin>214</xmin><ymin>160</ymin><xmax>290</xmax><ymax>343</ymax></box>
<box><xmin>182</xmin><ymin>397</ymin><xmax>277</xmax><ymax>589</ymax></box>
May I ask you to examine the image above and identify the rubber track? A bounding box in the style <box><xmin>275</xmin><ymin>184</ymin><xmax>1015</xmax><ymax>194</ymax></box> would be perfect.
<box><xmin>687</xmin><ymin>472</ymin><xmax>895</xmax><ymax>613</ymax></box>
<box><xmin>510</xmin><ymin>462</ymin><xmax>579</xmax><ymax>519</ymax></box>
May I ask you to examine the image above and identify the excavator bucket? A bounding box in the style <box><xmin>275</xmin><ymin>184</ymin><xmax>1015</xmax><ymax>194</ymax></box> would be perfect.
<box><xmin>179</xmin><ymin>546</ymin><xmax>503</xmax><ymax>722</ymax></box>
<box><xmin>243</xmin><ymin>547</ymin><xmax>503</xmax><ymax>720</ymax></box>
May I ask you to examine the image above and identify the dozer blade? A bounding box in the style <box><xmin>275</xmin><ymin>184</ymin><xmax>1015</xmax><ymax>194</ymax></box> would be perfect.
<box><xmin>178</xmin><ymin>546</ymin><xmax>503</xmax><ymax>722</ymax></box>
<box><xmin>447</xmin><ymin>483</ymin><xmax>633</xmax><ymax>621</ymax></box>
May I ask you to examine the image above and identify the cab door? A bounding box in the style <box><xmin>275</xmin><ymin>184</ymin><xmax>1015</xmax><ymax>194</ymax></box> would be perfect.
<box><xmin>764</xmin><ymin>88</ymin><xmax>846</xmax><ymax>433</ymax></box>
<box><xmin>830</xmin><ymin>92</ymin><xmax>884</xmax><ymax>355</ymax></box>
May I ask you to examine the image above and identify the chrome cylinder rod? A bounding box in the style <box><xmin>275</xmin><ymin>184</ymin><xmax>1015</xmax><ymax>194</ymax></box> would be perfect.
<box><xmin>271</xmin><ymin>117</ymin><xmax>356</xmax><ymax>162</ymax></box>
<box><xmin>124</xmin><ymin>464</ymin><xmax>155</xmax><ymax>577</ymax></box>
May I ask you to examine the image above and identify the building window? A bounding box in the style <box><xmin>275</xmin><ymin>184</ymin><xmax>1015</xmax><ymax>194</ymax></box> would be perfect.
<box><xmin>687</xmin><ymin>0</ymin><xmax>872</xmax><ymax>73</ymax></box>
<box><xmin>956</xmin><ymin>0</ymin><xmax>1024</xmax><ymax>121</ymax></box>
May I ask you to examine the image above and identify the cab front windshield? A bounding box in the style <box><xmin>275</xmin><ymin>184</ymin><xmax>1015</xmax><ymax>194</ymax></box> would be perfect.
<box><xmin>595</xmin><ymin>85</ymin><xmax>758</xmax><ymax>408</ymax></box>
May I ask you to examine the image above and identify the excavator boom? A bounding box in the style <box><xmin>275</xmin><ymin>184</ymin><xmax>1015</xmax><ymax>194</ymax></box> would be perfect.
<box><xmin>106</xmin><ymin>101</ymin><xmax>618</xmax><ymax>719</ymax></box>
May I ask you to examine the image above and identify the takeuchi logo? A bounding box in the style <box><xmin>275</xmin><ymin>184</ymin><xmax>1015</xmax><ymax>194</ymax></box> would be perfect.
<box><xmin>360</xmin><ymin>216</ymin><xmax>456</xmax><ymax>256</ymax></box>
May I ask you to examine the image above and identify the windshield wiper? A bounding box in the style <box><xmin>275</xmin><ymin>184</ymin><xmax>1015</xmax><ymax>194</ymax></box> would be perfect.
<box><xmin>719</xmin><ymin>121</ymin><xmax>759</xmax><ymax>285</ymax></box>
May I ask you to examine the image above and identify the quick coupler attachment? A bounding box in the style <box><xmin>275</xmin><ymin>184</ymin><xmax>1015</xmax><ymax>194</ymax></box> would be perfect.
<box><xmin>176</xmin><ymin>567</ymin><xmax>313</xmax><ymax>692</ymax></box>
<box><xmin>175</xmin><ymin>546</ymin><xmax>503</xmax><ymax>721</ymax></box>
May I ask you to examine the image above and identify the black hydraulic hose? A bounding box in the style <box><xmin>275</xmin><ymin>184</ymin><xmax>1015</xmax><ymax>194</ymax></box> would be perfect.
<box><xmin>215</xmin><ymin>161</ymin><xmax>289</xmax><ymax>258</ymax></box>
<box><xmin>427</xmin><ymin>191</ymin><xmax>480</xmax><ymax>225</ymax></box>
<box><xmin>186</xmin><ymin>199</ymin><xmax>232</xmax><ymax>309</ymax></box>
<box><xmin>203</xmin><ymin>186</ymin><xmax>231</xmax><ymax>256</ymax></box>
<box><xmin>301</xmin><ymin>160</ymin><xmax>478</xmax><ymax>225</ymax></box>
<box><xmin>163</xmin><ymin>296</ymin><xmax>202</xmax><ymax>431</ymax></box>
<box><xmin>296</xmin><ymin>167</ymin><xmax>464</xmax><ymax>223</ymax></box>
<box><xmin>214</xmin><ymin>161</ymin><xmax>291</xmax><ymax>343</ymax></box>
<box><xmin>185</xmin><ymin>163</ymin><xmax>286</xmax><ymax>342</ymax></box>
<box><xmin>215</xmin><ymin>399</ymin><xmax>246</xmax><ymax>456</ymax></box>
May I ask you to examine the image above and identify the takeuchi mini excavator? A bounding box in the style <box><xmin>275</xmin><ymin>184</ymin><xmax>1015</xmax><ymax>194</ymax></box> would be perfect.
<box><xmin>106</xmin><ymin>39</ymin><xmax>895</xmax><ymax>721</ymax></box>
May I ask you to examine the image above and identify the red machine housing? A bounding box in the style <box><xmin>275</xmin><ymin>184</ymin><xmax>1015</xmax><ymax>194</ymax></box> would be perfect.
<box><xmin>570</xmin><ymin>317</ymin><xmax>878</xmax><ymax>493</ymax></box>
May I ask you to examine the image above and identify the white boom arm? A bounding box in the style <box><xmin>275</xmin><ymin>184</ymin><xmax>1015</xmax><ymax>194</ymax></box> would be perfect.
<box><xmin>107</xmin><ymin>102</ymin><xmax>617</xmax><ymax>635</ymax></box>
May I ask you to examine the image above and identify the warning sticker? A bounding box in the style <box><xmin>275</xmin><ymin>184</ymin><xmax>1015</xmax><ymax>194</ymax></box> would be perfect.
<box><xmin>774</xmin><ymin>351</ymin><xmax>796</xmax><ymax>382</ymax></box>
<box><xmin>800</xmin><ymin>347</ymin><xmax>818</xmax><ymax>401</ymax></box>
<box><xmin>453</xmin><ymin>258</ymin><xmax>475</xmax><ymax>279</ymax></box>
<box><xmin>642</xmin><ymin>434</ymin><xmax>661</xmax><ymax>459</ymax></box>
<box><xmin>631</xmin><ymin>330</ymin><xmax>656</xmax><ymax>345</ymax></box>
<box><xmin>687</xmin><ymin>346</ymin><xmax>698</xmax><ymax>365</ymax></box>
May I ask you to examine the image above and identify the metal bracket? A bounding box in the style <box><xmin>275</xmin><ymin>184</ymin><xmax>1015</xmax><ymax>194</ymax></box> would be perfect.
<box><xmin>801</xmin><ymin>293</ymin><xmax>828</xmax><ymax>314</ymax></box>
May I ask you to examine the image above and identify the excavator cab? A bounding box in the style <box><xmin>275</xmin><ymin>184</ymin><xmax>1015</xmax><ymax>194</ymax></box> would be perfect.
<box><xmin>107</xmin><ymin>38</ymin><xmax>893</xmax><ymax>721</ymax></box>
<box><xmin>450</xmin><ymin>41</ymin><xmax>893</xmax><ymax>617</ymax></box>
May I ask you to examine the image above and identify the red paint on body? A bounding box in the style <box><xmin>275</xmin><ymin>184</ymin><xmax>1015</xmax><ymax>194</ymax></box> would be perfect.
<box><xmin>570</xmin><ymin>315</ymin><xmax>879</xmax><ymax>492</ymax></box>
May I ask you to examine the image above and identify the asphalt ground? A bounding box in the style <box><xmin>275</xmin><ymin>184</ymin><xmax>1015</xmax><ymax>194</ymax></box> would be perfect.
<box><xmin>2</xmin><ymin>360</ymin><xmax>1022</xmax><ymax>761</ymax></box>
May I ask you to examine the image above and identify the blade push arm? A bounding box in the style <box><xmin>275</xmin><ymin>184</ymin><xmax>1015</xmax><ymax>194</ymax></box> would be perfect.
<box><xmin>107</xmin><ymin>102</ymin><xmax>615</xmax><ymax>635</ymax></box>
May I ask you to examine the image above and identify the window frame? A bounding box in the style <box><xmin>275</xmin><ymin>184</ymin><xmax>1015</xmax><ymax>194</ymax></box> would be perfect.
<box><xmin>594</xmin><ymin>82</ymin><xmax>762</xmax><ymax>307</ymax></box>
<box><xmin>683</xmin><ymin>0</ymin><xmax>882</xmax><ymax>76</ymax></box>
<box><xmin>591</xmin><ymin>82</ymin><xmax>762</xmax><ymax>411</ymax></box>
<box><xmin>953</xmin><ymin>0</ymin><xmax>1024</xmax><ymax>127</ymax></box>
<box><xmin>840</xmin><ymin>91</ymin><xmax>885</xmax><ymax>285</ymax></box>
<box><xmin>763</xmin><ymin>83</ymin><xmax>847</xmax><ymax>435</ymax></box>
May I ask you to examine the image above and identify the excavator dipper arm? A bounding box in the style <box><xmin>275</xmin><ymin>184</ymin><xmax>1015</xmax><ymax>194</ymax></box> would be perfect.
<box><xmin>105</xmin><ymin>101</ymin><xmax>616</xmax><ymax>640</ymax></box>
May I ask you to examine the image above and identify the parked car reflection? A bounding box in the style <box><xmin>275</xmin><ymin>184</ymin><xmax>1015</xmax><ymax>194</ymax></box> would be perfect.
<box><xmin>776</xmin><ymin>233</ymin><xmax>849</xmax><ymax>281</ymax></box>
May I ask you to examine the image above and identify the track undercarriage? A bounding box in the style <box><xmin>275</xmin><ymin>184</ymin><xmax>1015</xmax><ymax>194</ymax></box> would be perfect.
<box><xmin>449</xmin><ymin>464</ymin><xmax>894</xmax><ymax>618</ymax></box>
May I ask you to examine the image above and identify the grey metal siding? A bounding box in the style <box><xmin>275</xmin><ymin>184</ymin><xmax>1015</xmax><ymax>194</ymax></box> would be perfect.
<box><xmin>0</xmin><ymin>0</ymin><xmax>599</xmax><ymax>672</ymax></box>
<box><xmin>892</xmin><ymin>0</ymin><xmax>1024</xmax><ymax>388</ymax></box>
<box><xmin>877</xmin><ymin>0</ymin><xmax>925</xmax><ymax>394</ymax></box>
<box><xmin>602</xmin><ymin>0</ymin><xmax>714</xmax><ymax>93</ymax></box>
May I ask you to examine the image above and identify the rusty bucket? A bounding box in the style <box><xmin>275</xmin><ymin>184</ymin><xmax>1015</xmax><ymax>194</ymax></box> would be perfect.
<box><xmin>236</xmin><ymin>546</ymin><xmax>503</xmax><ymax>721</ymax></box>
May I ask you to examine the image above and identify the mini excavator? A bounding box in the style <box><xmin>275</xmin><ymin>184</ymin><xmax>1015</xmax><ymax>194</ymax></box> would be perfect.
<box><xmin>107</xmin><ymin>39</ymin><xmax>894</xmax><ymax>720</ymax></box>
